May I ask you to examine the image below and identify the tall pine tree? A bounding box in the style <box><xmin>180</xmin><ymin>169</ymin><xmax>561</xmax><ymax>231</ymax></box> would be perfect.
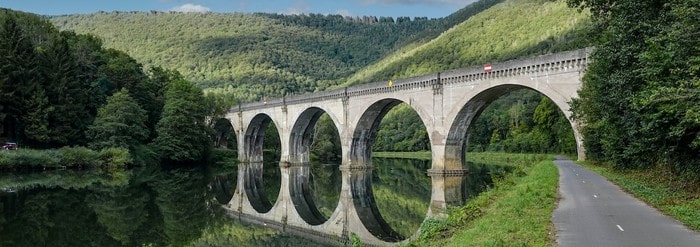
<box><xmin>154</xmin><ymin>79</ymin><xmax>209</xmax><ymax>162</ymax></box>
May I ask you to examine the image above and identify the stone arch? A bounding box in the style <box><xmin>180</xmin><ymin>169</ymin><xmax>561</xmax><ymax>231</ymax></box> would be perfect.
<box><xmin>212</xmin><ymin>118</ymin><xmax>237</xmax><ymax>149</ymax></box>
<box><xmin>241</xmin><ymin>113</ymin><xmax>282</xmax><ymax>214</ymax></box>
<box><xmin>289</xmin><ymin>107</ymin><xmax>342</xmax><ymax>164</ymax></box>
<box><xmin>288</xmin><ymin>106</ymin><xmax>343</xmax><ymax>226</ymax></box>
<box><xmin>349</xmin><ymin>98</ymin><xmax>433</xmax><ymax>166</ymax></box>
<box><xmin>242</xmin><ymin>113</ymin><xmax>280</xmax><ymax>163</ymax></box>
<box><xmin>444</xmin><ymin>84</ymin><xmax>582</xmax><ymax>169</ymax></box>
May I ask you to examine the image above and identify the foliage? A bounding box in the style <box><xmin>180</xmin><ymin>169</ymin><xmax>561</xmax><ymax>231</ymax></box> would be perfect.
<box><xmin>309</xmin><ymin>113</ymin><xmax>341</xmax><ymax>162</ymax></box>
<box><xmin>372</xmin><ymin>103</ymin><xmax>430</xmax><ymax>152</ymax></box>
<box><xmin>58</xmin><ymin>146</ymin><xmax>100</xmax><ymax>167</ymax></box>
<box><xmin>87</xmin><ymin>88</ymin><xmax>150</xmax><ymax>151</ymax></box>
<box><xmin>1</xmin><ymin>9</ymin><xmax>226</xmax><ymax>166</ymax></box>
<box><xmin>154</xmin><ymin>79</ymin><xmax>210</xmax><ymax>162</ymax></box>
<box><xmin>469</xmin><ymin>90</ymin><xmax>576</xmax><ymax>154</ymax></box>
<box><xmin>98</xmin><ymin>147</ymin><xmax>132</xmax><ymax>168</ymax></box>
<box><xmin>568</xmin><ymin>0</ymin><xmax>700</xmax><ymax>175</ymax></box>
<box><xmin>0</xmin><ymin>146</ymin><xmax>131</xmax><ymax>169</ymax></box>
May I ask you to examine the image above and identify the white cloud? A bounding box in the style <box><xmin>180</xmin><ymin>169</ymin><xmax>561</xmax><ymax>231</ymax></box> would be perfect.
<box><xmin>335</xmin><ymin>9</ymin><xmax>353</xmax><ymax>17</ymax></box>
<box><xmin>170</xmin><ymin>3</ymin><xmax>211</xmax><ymax>13</ymax></box>
<box><xmin>283</xmin><ymin>1</ymin><xmax>311</xmax><ymax>15</ymax></box>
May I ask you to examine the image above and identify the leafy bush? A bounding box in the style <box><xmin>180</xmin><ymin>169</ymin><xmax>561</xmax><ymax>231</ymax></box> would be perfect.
<box><xmin>99</xmin><ymin>147</ymin><xmax>132</xmax><ymax>168</ymax></box>
<box><xmin>0</xmin><ymin>149</ymin><xmax>62</xmax><ymax>168</ymax></box>
<box><xmin>58</xmin><ymin>146</ymin><xmax>100</xmax><ymax>167</ymax></box>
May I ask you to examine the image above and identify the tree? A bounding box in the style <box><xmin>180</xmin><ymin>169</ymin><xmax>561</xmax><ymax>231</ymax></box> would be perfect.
<box><xmin>87</xmin><ymin>88</ymin><xmax>149</xmax><ymax>151</ymax></box>
<box><xmin>38</xmin><ymin>31</ymin><xmax>91</xmax><ymax>146</ymax></box>
<box><xmin>0</xmin><ymin>13</ymin><xmax>40</xmax><ymax>143</ymax></box>
<box><xmin>568</xmin><ymin>0</ymin><xmax>700</xmax><ymax>173</ymax></box>
<box><xmin>154</xmin><ymin>79</ymin><xmax>209</xmax><ymax>162</ymax></box>
<box><xmin>310</xmin><ymin>114</ymin><xmax>341</xmax><ymax>162</ymax></box>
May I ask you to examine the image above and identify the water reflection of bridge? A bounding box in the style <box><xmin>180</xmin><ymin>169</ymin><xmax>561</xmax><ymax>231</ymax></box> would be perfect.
<box><xmin>225</xmin><ymin>161</ymin><xmax>479</xmax><ymax>245</ymax></box>
<box><xmin>223</xmin><ymin>49</ymin><xmax>590</xmax><ymax>245</ymax></box>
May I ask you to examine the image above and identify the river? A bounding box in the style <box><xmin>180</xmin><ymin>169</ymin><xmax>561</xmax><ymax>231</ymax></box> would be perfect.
<box><xmin>0</xmin><ymin>157</ymin><xmax>503</xmax><ymax>246</ymax></box>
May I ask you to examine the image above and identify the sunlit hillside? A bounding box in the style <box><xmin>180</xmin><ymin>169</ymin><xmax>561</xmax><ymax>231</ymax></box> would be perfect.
<box><xmin>342</xmin><ymin>0</ymin><xmax>590</xmax><ymax>86</ymax></box>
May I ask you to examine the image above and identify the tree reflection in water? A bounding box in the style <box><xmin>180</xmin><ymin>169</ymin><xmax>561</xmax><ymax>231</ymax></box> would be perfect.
<box><xmin>0</xmin><ymin>163</ymin><xmax>316</xmax><ymax>247</ymax></box>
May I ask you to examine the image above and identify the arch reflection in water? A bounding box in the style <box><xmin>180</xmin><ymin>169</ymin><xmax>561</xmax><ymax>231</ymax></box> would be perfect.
<box><xmin>242</xmin><ymin>161</ymin><xmax>281</xmax><ymax>213</ymax></box>
<box><xmin>371</xmin><ymin>158</ymin><xmax>432</xmax><ymax>239</ymax></box>
<box><xmin>349</xmin><ymin>158</ymin><xmax>431</xmax><ymax>242</ymax></box>
<box><xmin>289</xmin><ymin>162</ymin><xmax>341</xmax><ymax>225</ymax></box>
<box><xmin>442</xmin><ymin>162</ymin><xmax>514</xmax><ymax>207</ymax></box>
<box><xmin>210</xmin><ymin>162</ymin><xmax>238</xmax><ymax>205</ymax></box>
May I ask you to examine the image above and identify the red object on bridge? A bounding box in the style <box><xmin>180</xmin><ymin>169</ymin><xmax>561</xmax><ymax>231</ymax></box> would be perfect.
<box><xmin>484</xmin><ymin>63</ymin><xmax>492</xmax><ymax>73</ymax></box>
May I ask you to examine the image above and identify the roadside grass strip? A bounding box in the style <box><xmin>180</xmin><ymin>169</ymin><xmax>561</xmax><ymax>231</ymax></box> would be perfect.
<box><xmin>578</xmin><ymin>161</ymin><xmax>700</xmax><ymax>231</ymax></box>
<box><xmin>410</xmin><ymin>155</ymin><xmax>558</xmax><ymax>246</ymax></box>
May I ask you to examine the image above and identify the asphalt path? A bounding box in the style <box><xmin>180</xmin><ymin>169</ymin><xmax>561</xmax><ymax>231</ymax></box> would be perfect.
<box><xmin>552</xmin><ymin>158</ymin><xmax>700</xmax><ymax>247</ymax></box>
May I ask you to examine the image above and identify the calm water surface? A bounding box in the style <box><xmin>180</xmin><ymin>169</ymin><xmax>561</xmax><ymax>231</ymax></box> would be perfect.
<box><xmin>0</xmin><ymin>157</ymin><xmax>503</xmax><ymax>246</ymax></box>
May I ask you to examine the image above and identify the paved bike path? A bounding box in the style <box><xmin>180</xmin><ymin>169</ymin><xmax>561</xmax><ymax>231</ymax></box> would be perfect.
<box><xmin>552</xmin><ymin>158</ymin><xmax>700</xmax><ymax>247</ymax></box>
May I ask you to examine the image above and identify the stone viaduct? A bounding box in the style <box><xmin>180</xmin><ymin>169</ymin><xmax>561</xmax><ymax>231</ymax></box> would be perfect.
<box><xmin>223</xmin><ymin>48</ymin><xmax>591</xmax><ymax>245</ymax></box>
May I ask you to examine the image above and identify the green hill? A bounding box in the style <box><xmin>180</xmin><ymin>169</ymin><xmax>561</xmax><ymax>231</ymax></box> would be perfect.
<box><xmin>49</xmin><ymin>1</ymin><xmax>501</xmax><ymax>102</ymax></box>
<box><xmin>343</xmin><ymin>0</ymin><xmax>590</xmax><ymax>86</ymax></box>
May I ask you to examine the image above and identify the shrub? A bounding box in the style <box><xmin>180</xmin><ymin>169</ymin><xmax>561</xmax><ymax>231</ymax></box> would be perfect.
<box><xmin>99</xmin><ymin>148</ymin><xmax>132</xmax><ymax>168</ymax></box>
<box><xmin>59</xmin><ymin>147</ymin><xmax>100</xmax><ymax>167</ymax></box>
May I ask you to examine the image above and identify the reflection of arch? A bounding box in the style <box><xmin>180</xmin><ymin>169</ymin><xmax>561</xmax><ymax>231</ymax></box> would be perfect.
<box><xmin>445</xmin><ymin>84</ymin><xmax>580</xmax><ymax>167</ymax></box>
<box><xmin>350</xmin><ymin>169</ymin><xmax>403</xmax><ymax>242</ymax></box>
<box><xmin>243</xmin><ymin>162</ymin><xmax>274</xmax><ymax>213</ymax></box>
<box><xmin>289</xmin><ymin>165</ymin><xmax>326</xmax><ymax>225</ymax></box>
<box><xmin>243</xmin><ymin>114</ymin><xmax>278</xmax><ymax>162</ymax></box>
<box><xmin>211</xmin><ymin>174</ymin><xmax>236</xmax><ymax>205</ymax></box>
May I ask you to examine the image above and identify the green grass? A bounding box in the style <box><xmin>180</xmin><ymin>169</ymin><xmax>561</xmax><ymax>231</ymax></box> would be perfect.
<box><xmin>409</xmin><ymin>154</ymin><xmax>558</xmax><ymax>246</ymax></box>
<box><xmin>578</xmin><ymin>161</ymin><xmax>700</xmax><ymax>231</ymax></box>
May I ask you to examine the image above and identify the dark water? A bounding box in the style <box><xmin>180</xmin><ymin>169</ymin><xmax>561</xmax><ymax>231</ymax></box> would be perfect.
<box><xmin>0</xmin><ymin>157</ymin><xmax>502</xmax><ymax>246</ymax></box>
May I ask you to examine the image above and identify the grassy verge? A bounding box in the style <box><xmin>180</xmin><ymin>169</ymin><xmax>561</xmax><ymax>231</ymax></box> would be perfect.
<box><xmin>410</xmin><ymin>154</ymin><xmax>558</xmax><ymax>246</ymax></box>
<box><xmin>578</xmin><ymin>161</ymin><xmax>700</xmax><ymax>231</ymax></box>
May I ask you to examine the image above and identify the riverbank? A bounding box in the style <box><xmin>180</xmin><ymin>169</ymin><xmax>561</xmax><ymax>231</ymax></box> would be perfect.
<box><xmin>0</xmin><ymin>147</ymin><xmax>131</xmax><ymax>170</ymax></box>
<box><xmin>578</xmin><ymin>161</ymin><xmax>700</xmax><ymax>231</ymax></box>
<box><xmin>409</xmin><ymin>153</ymin><xmax>558</xmax><ymax>246</ymax></box>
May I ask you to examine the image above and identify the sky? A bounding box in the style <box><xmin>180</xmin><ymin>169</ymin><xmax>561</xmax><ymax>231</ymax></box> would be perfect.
<box><xmin>0</xmin><ymin>0</ymin><xmax>477</xmax><ymax>19</ymax></box>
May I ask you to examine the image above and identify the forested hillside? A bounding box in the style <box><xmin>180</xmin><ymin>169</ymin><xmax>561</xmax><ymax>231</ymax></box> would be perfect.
<box><xmin>342</xmin><ymin>0</ymin><xmax>590</xmax><ymax>86</ymax></box>
<box><xmin>49</xmin><ymin>0</ymin><xmax>502</xmax><ymax>102</ymax></box>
